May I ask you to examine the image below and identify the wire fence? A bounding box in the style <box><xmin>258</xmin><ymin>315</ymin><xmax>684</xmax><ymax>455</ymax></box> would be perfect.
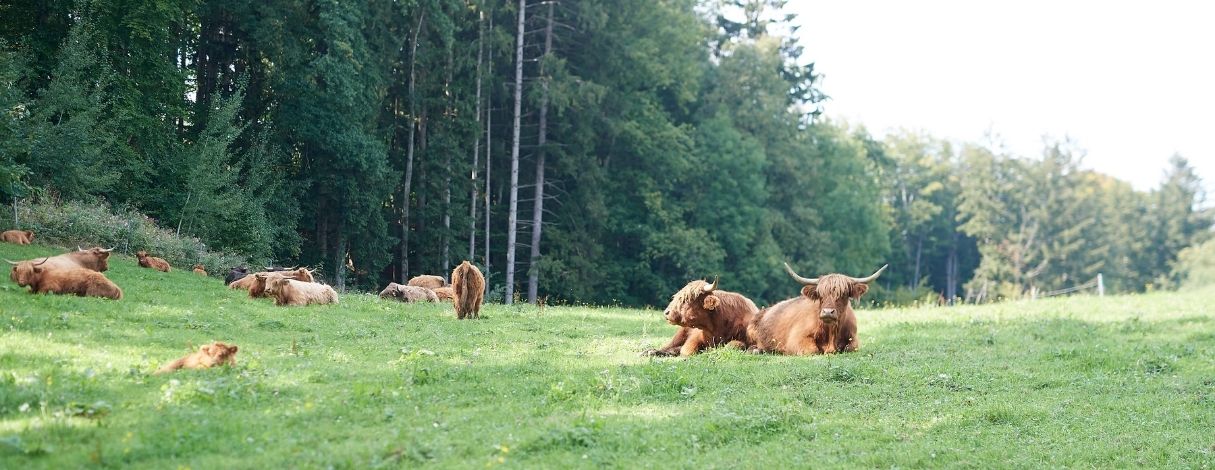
<box><xmin>1035</xmin><ymin>273</ymin><xmax>1105</xmax><ymax>298</ymax></box>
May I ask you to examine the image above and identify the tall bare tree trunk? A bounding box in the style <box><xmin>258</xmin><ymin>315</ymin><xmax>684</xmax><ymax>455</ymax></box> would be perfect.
<box><xmin>442</xmin><ymin>44</ymin><xmax>453</xmax><ymax>271</ymax></box>
<box><xmin>527</xmin><ymin>2</ymin><xmax>555</xmax><ymax>304</ymax></box>
<box><xmin>469</xmin><ymin>11</ymin><xmax>484</xmax><ymax>262</ymax></box>
<box><xmin>400</xmin><ymin>13</ymin><xmax>425</xmax><ymax>282</ymax></box>
<box><xmin>484</xmin><ymin>14</ymin><xmax>494</xmax><ymax>280</ymax></box>
<box><xmin>504</xmin><ymin>0</ymin><xmax>526</xmax><ymax>304</ymax></box>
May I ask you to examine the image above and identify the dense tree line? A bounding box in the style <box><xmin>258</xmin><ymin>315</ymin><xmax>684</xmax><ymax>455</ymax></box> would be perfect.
<box><xmin>0</xmin><ymin>0</ymin><xmax>1209</xmax><ymax>306</ymax></box>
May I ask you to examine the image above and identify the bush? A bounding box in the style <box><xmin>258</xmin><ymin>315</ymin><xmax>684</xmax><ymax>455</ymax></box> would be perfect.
<box><xmin>5</xmin><ymin>196</ymin><xmax>254</xmax><ymax>275</ymax></box>
<box><xmin>1174</xmin><ymin>238</ymin><xmax>1215</xmax><ymax>289</ymax></box>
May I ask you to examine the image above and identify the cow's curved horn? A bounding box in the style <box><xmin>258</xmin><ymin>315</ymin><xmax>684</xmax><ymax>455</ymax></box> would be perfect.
<box><xmin>848</xmin><ymin>264</ymin><xmax>889</xmax><ymax>284</ymax></box>
<box><xmin>702</xmin><ymin>275</ymin><xmax>719</xmax><ymax>293</ymax></box>
<box><xmin>33</xmin><ymin>257</ymin><xmax>49</xmax><ymax>266</ymax></box>
<box><xmin>77</xmin><ymin>245</ymin><xmax>84</xmax><ymax>251</ymax></box>
<box><xmin>102</xmin><ymin>247</ymin><xmax>115</xmax><ymax>252</ymax></box>
<box><xmin>3</xmin><ymin>258</ymin><xmax>18</xmax><ymax>265</ymax></box>
<box><xmin>783</xmin><ymin>262</ymin><xmax>819</xmax><ymax>285</ymax></box>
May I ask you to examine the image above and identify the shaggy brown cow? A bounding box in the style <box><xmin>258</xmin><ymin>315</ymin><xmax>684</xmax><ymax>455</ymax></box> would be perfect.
<box><xmin>192</xmin><ymin>264</ymin><xmax>208</xmax><ymax>276</ymax></box>
<box><xmin>8</xmin><ymin>258</ymin><xmax>123</xmax><ymax>300</ymax></box>
<box><xmin>15</xmin><ymin>247</ymin><xmax>114</xmax><ymax>272</ymax></box>
<box><xmin>154</xmin><ymin>342</ymin><xmax>239</xmax><ymax>374</ymax></box>
<box><xmin>248</xmin><ymin>269</ymin><xmax>317</xmax><ymax>298</ymax></box>
<box><xmin>407</xmin><ymin>274</ymin><xmax>447</xmax><ymax>289</ymax></box>
<box><xmin>230</xmin><ymin>267</ymin><xmax>313</xmax><ymax>291</ymax></box>
<box><xmin>433</xmin><ymin>286</ymin><xmax>456</xmax><ymax>301</ymax></box>
<box><xmin>749</xmin><ymin>263</ymin><xmax>886</xmax><ymax>355</ymax></box>
<box><xmin>379</xmin><ymin>282</ymin><xmax>439</xmax><ymax>302</ymax></box>
<box><xmin>136</xmin><ymin>250</ymin><xmax>172</xmax><ymax>272</ymax></box>
<box><xmin>451</xmin><ymin>261</ymin><xmax>485</xmax><ymax>319</ymax></box>
<box><xmin>269</xmin><ymin>278</ymin><xmax>338</xmax><ymax>306</ymax></box>
<box><xmin>1</xmin><ymin>230</ymin><xmax>33</xmax><ymax>245</ymax></box>
<box><xmin>644</xmin><ymin>278</ymin><xmax>759</xmax><ymax>357</ymax></box>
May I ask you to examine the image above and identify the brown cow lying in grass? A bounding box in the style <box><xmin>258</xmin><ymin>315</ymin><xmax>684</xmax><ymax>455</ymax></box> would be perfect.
<box><xmin>644</xmin><ymin>277</ymin><xmax>758</xmax><ymax>357</ymax></box>
<box><xmin>7</xmin><ymin>258</ymin><xmax>123</xmax><ymax>300</ymax></box>
<box><xmin>408</xmin><ymin>274</ymin><xmax>447</xmax><ymax>290</ymax></box>
<box><xmin>192</xmin><ymin>264</ymin><xmax>207</xmax><ymax>276</ymax></box>
<box><xmin>452</xmin><ymin>261</ymin><xmax>485</xmax><ymax>319</ymax></box>
<box><xmin>247</xmin><ymin>269</ymin><xmax>317</xmax><ymax>298</ymax></box>
<box><xmin>1</xmin><ymin>230</ymin><xmax>33</xmax><ymax>245</ymax></box>
<box><xmin>17</xmin><ymin>247</ymin><xmax>114</xmax><ymax>272</ymax></box>
<box><xmin>379</xmin><ymin>282</ymin><xmax>438</xmax><ymax>302</ymax></box>
<box><xmin>269</xmin><ymin>278</ymin><xmax>338</xmax><ymax>306</ymax></box>
<box><xmin>229</xmin><ymin>268</ymin><xmax>314</xmax><ymax>292</ymax></box>
<box><xmin>432</xmin><ymin>286</ymin><xmax>455</xmax><ymax>301</ymax></box>
<box><xmin>155</xmin><ymin>342</ymin><xmax>239</xmax><ymax>374</ymax></box>
<box><xmin>749</xmin><ymin>263</ymin><xmax>886</xmax><ymax>355</ymax></box>
<box><xmin>136</xmin><ymin>250</ymin><xmax>171</xmax><ymax>272</ymax></box>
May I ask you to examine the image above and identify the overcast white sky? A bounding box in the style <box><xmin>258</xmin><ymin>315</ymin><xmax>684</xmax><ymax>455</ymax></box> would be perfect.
<box><xmin>790</xmin><ymin>0</ymin><xmax>1214</xmax><ymax>194</ymax></box>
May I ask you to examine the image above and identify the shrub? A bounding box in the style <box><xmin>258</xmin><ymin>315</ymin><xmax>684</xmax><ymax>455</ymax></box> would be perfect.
<box><xmin>6</xmin><ymin>196</ymin><xmax>255</xmax><ymax>274</ymax></box>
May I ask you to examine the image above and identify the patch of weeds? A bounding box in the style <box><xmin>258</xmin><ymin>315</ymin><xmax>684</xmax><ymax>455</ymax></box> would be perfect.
<box><xmin>523</xmin><ymin>418</ymin><xmax>600</xmax><ymax>452</ymax></box>
<box><xmin>1139</xmin><ymin>357</ymin><xmax>1175</xmax><ymax>376</ymax></box>
<box><xmin>927</xmin><ymin>373</ymin><xmax>973</xmax><ymax>392</ymax></box>
<box><xmin>981</xmin><ymin>405</ymin><xmax>1018</xmax><ymax>425</ymax></box>
<box><xmin>825</xmin><ymin>363</ymin><xmax>865</xmax><ymax>384</ymax></box>
<box><xmin>257</xmin><ymin>320</ymin><xmax>285</xmax><ymax>330</ymax></box>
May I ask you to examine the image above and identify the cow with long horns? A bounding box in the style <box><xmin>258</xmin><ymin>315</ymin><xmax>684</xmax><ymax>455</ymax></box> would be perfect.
<box><xmin>644</xmin><ymin>277</ymin><xmax>759</xmax><ymax>357</ymax></box>
<box><xmin>749</xmin><ymin>263</ymin><xmax>887</xmax><ymax>355</ymax></box>
<box><xmin>10</xmin><ymin>247</ymin><xmax>115</xmax><ymax>272</ymax></box>
<box><xmin>8</xmin><ymin>257</ymin><xmax>123</xmax><ymax>300</ymax></box>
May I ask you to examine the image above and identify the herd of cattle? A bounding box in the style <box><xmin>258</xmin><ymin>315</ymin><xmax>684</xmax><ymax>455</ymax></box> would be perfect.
<box><xmin>3</xmin><ymin>227</ymin><xmax>887</xmax><ymax>370</ymax></box>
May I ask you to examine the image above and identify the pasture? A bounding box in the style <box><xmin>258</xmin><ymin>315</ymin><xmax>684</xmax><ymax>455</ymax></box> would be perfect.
<box><xmin>1</xmin><ymin>242</ymin><xmax>1214</xmax><ymax>468</ymax></box>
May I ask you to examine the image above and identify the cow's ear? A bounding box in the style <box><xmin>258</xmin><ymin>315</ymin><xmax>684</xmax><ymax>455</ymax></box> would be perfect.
<box><xmin>229</xmin><ymin>345</ymin><xmax>238</xmax><ymax>353</ymax></box>
<box><xmin>201</xmin><ymin>344</ymin><xmax>214</xmax><ymax>355</ymax></box>
<box><xmin>801</xmin><ymin>285</ymin><xmax>818</xmax><ymax>299</ymax></box>
<box><xmin>850</xmin><ymin>283</ymin><xmax>870</xmax><ymax>299</ymax></box>
<box><xmin>702</xmin><ymin>294</ymin><xmax>720</xmax><ymax>311</ymax></box>
<box><xmin>32</xmin><ymin>266</ymin><xmax>43</xmax><ymax>274</ymax></box>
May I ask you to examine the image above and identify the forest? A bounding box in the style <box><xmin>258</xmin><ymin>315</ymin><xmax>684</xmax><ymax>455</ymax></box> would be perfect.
<box><xmin>0</xmin><ymin>0</ymin><xmax>1210</xmax><ymax>306</ymax></box>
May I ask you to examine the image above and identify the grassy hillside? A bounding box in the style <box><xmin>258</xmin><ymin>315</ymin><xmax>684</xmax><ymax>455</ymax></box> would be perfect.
<box><xmin>2</xmin><ymin>242</ymin><xmax>1214</xmax><ymax>468</ymax></box>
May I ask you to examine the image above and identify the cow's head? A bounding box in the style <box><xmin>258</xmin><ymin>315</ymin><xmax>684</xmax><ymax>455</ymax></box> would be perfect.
<box><xmin>784</xmin><ymin>263</ymin><xmax>886</xmax><ymax>324</ymax></box>
<box><xmin>663</xmin><ymin>277</ymin><xmax>722</xmax><ymax>329</ymax></box>
<box><xmin>291</xmin><ymin>268</ymin><xmax>315</xmax><ymax>283</ymax></box>
<box><xmin>201</xmin><ymin>342</ymin><xmax>239</xmax><ymax>366</ymax></box>
<box><xmin>75</xmin><ymin>247</ymin><xmax>114</xmax><ymax>271</ymax></box>
<box><xmin>6</xmin><ymin>258</ymin><xmax>48</xmax><ymax>286</ymax></box>
<box><xmin>24</xmin><ymin>231</ymin><xmax>33</xmax><ymax>242</ymax></box>
<box><xmin>135</xmin><ymin>250</ymin><xmax>148</xmax><ymax>259</ymax></box>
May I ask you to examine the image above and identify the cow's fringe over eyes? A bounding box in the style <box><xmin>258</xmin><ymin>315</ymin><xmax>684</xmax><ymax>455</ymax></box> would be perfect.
<box><xmin>668</xmin><ymin>280</ymin><xmax>712</xmax><ymax>310</ymax></box>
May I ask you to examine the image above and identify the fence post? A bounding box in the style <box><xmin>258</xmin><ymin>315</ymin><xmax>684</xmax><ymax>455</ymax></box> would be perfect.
<box><xmin>1096</xmin><ymin>273</ymin><xmax>1104</xmax><ymax>297</ymax></box>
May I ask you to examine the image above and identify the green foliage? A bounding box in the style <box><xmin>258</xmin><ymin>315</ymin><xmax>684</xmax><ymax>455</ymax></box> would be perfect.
<box><xmin>10</xmin><ymin>197</ymin><xmax>250</xmax><ymax>273</ymax></box>
<box><xmin>1174</xmin><ymin>238</ymin><xmax>1215</xmax><ymax>289</ymax></box>
<box><xmin>2</xmin><ymin>240</ymin><xmax>1214</xmax><ymax>467</ymax></box>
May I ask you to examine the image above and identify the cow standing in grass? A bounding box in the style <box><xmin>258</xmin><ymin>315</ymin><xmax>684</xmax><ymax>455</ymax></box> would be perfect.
<box><xmin>136</xmin><ymin>251</ymin><xmax>172</xmax><ymax>272</ymax></box>
<box><xmin>644</xmin><ymin>278</ymin><xmax>759</xmax><ymax>357</ymax></box>
<box><xmin>451</xmin><ymin>261</ymin><xmax>485</xmax><ymax>319</ymax></box>
<box><xmin>7</xmin><ymin>258</ymin><xmax>123</xmax><ymax>300</ymax></box>
<box><xmin>1</xmin><ymin>230</ymin><xmax>33</xmax><ymax>245</ymax></box>
<box><xmin>749</xmin><ymin>263</ymin><xmax>886</xmax><ymax>355</ymax></box>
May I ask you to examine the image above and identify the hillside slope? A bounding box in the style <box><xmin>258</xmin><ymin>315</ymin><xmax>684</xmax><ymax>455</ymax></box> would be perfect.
<box><xmin>1</xmin><ymin>242</ymin><xmax>1213</xmax><ymax>468</ymax></box>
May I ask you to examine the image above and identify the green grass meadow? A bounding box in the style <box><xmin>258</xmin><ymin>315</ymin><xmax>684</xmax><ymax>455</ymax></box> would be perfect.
<box><xmin>2</xmin><ymin>242</ymin><xmax>1214</xmax><ymax>468</ymax></box>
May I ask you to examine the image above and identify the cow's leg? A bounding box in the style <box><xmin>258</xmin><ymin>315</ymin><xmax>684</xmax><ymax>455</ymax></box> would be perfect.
<box><xmin>679</xmin><ymin>329</ymin><xmax>707</xmax><ymax>357</ymax></box>
<box><xmin>643</xmin><ymin>326</ymin><xmax>691</xmax><ymax>357</ymax></box>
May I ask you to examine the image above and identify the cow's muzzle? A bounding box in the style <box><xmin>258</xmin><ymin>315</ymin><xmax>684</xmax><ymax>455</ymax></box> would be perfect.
<box><xmin>820</xmin><ymin>308</ymin><xmax>838</xmax><ymax>323</ymax></box>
